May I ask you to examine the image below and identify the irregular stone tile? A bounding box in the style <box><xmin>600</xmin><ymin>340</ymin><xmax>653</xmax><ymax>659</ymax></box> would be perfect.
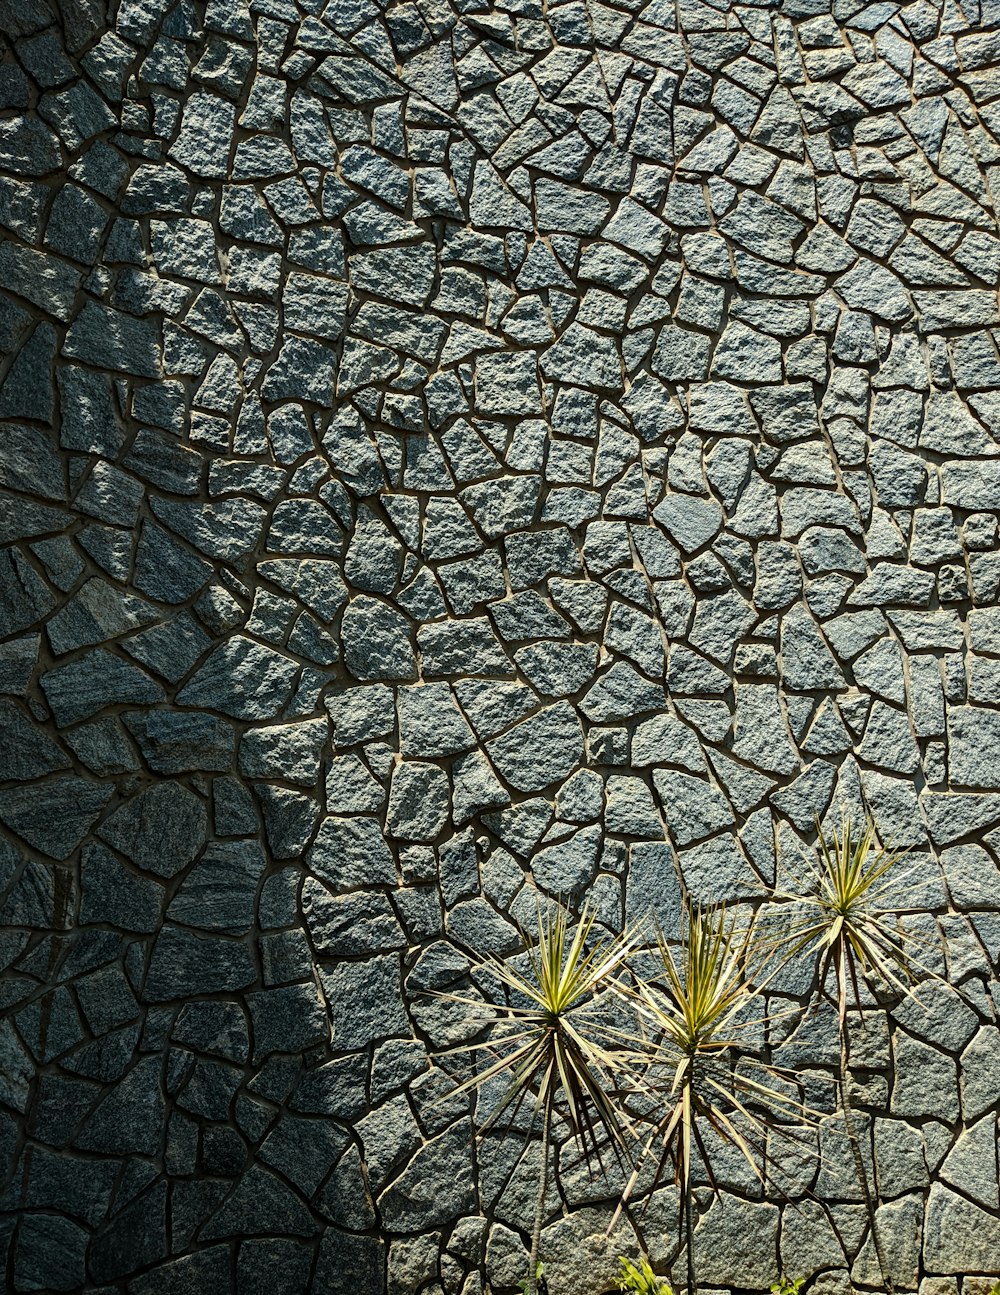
<box><xmin>532</xmin><ymin>824</ymin><xmax>601</xmax><ymax>894</ymax></box>
<box><xmin>0</xmin><ymin>777</ymin><xmax>112</xmax><ymax>860</ymax></box>
<box><xmin>13</xmin><ymin>1212</ymin><xmax>88</xmax><ymax>1292</ymax></box>
<box><xmin>307</xmin><ymin>815</ymin><xmax>396</xmax><ymax>892</ymax></box>
<box><xmin>122</xmin><ymin>710</ymin><xmax>236</xmax><ymax>774</ymax></box>
<box><xmin>46</xmin><ymin>577</ymin><xmax>160</xmax><ymax>655</ymax></box>
<box><xmin>98</xmin><ymin>782</ymin><xmax>207</xmax><ymax>879</ymax></box>
<box><xmin>386</xmin><ymin>761</ymin><xmax>450</xmax><ymax>841</ymax></box>
<box><xmin>247</xmin><ymin>983</ymin><xmax>328</xmax><ymax>1060</ymax></box>
<box><xmin>239</xmin><ymin>718</ymin><xmax>327</xmax><ymax>785</ymax></box>
<box><xmin>152</xmin><ymin>498</ymin><xmax>266</xmax><ymax>567</ymax></box>
<box><xmin>947</xmin><ymin>706</ymin><xmax>1000</xmax><ymax>788</ymax></box>
<box><xmin>177</xmin><ymin>638</ymin><xmax>299</xmax><ymax>720</ymax></box>
<box><xmin>79</xmin><ymin>843</ymin><xmax>163</xmax><ymax>934</ymax></box>
<box><xmin>342</xmin><ymin>597</ymin><xmax>417</xmax><ymax>681</ymax></box>
<box><xmin>166</xmin><ymin>841</ymin><xmax>268</xmax><ymax>935</ymax></box>
<box><xmin>923</xmin><ymin>1183</ymin><xmax>1000</xmax><ymax>1274</ymax></box>
<box><xmin>144</xmin><ymin>927</ymin><xmax>257</xmax><ymax>1002</ymax></box>
<box><xmin>487</xmin><ymin>701</ymin><xmax>584</xmax><ymax>792</ymax></box>
<box><xmin>378</xmin><ymin>1120</ymin><xmax>476</xmax><ymax>1231</ymax></box>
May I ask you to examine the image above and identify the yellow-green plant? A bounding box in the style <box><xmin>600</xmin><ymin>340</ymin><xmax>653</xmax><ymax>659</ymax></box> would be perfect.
<box><xmin>770</xmin><ymin>1276</ymin><xmax>805</xmax><ymax>1295</ymax></box>
<box><xmin>616</xmin><ymin>1254</ymin><xmax>674</xmax><ymax>1294</ymax></box>
<box><xmin>782</xmin><ymin>817</ymin><xmax>922</xmax><ymax>1016</ymax></box>
<box><xmin>778</xmin><ymin>817</ymin><xmax>929</xmax><ymax>1295</ymax></box>
<box><xmin>615</xmin><ymin>904</ymin><xmax>811</xmax><ymax>1295</ymax></box>
<box><xmin>435</xmin><ymin>904</ymin><xmax>640</xmax><ymax>1295</ymax></box>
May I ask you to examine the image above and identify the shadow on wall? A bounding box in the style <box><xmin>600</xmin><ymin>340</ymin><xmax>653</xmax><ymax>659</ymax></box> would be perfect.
<box><xmin>2</xmin><ymin>0</ymin><xmax>1000</xmax><ymax>1291</ymax></box>
<box><xmin>0</xmin><ymin>774</ymin><xmax>397</xmax><ymax>1290</ymax></box>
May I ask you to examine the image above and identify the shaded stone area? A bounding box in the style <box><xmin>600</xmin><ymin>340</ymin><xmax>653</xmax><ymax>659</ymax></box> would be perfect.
<box><xmin>0</xmin><ymin>0</ymin><xmax>999</xmax><ymax>1292</ymax></box>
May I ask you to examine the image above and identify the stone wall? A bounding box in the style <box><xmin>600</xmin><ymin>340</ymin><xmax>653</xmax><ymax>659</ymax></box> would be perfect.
<box><xmin>1</xmin><ymin>0</ymin><xmax>1000</xmax><ymax>1290</ymax></box>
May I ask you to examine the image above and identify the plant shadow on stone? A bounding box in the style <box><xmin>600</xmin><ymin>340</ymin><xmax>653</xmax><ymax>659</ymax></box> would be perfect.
<box><xmin>434</xmin><ymin>900</ymin><xmax>818</xmax><ymax>1295</ymax></box>
<box><xmin>774</xmin><ymin>816</ymin><xmax>948</xmax><ymax>1295</ymax></box>
<box><xmin>434</xmin><ymin>813</ymin><xmax>977</xmax><ymax>1295</ymax></box>
<box><xmin>431</xmin><ymin>903</ymin><xmax>640</xmax><ymax>1295</ymax></box>
<box><xmin>612</xmin><ymin>903</ymin><xmax>816</xmax><ymax>1295</ymax></box>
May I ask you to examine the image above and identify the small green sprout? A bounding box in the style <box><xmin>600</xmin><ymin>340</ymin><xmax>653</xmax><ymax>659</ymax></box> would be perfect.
<box><xmin>616</xmin><ymin>1255</ymin><xmax>673</xmax><ymax>1295</ymax></box>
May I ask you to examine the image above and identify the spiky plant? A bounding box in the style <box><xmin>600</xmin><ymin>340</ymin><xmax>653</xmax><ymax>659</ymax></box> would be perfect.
<box><xmin>434</xmin><ymin>903</ymin><xmax>641</xmax><ymax>1295</ymax></box>
<box><xmin>615</xmin><ymin>903</ymin><xmax>812</xmax><ymax>1295</ymax></box>
<box><xmin>778</xmin><ymin>816</ymin><xmax>931</xmax><ymax>1295</ymax></box>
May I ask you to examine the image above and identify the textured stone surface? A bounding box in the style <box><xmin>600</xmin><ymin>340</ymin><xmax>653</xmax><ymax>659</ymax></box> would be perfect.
<box><xmin>924</xmin><ymin>1184</ymin><xmax>1000</xmax><ymax>1274</ymax></box>
<box><xmin>693</xmin><ymin>1195</ymin><xmax>781</xmax><ymax>1289</ymax></box>
<box><xmin>1</xmin><ymin>1</ymin><xmax>999</xmax><ymax>1291</ymax></box>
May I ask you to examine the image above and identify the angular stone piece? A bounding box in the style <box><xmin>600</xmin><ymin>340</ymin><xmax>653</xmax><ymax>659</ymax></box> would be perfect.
<box><xmin>692</xmin><ymin>1194</ymin><xmax>780</xmax><ymax>1289</ymax></box>
<box><xmin>144</xmin><ymin>927</ymin><xmax>257</xmax><ymax>1002</ymax></box>
<box><xmin>177</xmin><ymin>637</ymin><xmax>299</xmax><ymax>720</ymax></box>
<box><xmin>14</xmin><ymin>1210</ymin><xmax>88</xmax><ymax>1291</ymax></box>
<box><xmin>948</xmin><ymin>707</ymin><xmax>1000</xmax><ymax>788</ymax></box>
<box><xmin>732</xmin><ymin>685</ymin><xmax>798</xmax><ymax>775</ymax></box>
<box><xmin>74</xmin><ymin>1057</ymin><xmax>165</xmax><ymax>1156</ymax></box>
<box><xmin>626</xmin><ymin>839</ymin><xmax>683</xmax><ymax>933</ymax></box>
<box><xmin>580</xmin><ymin>661</ymin><xmax>666</xmax><ymax>722</ymax></box>
<box><xmin>475</xmin><ymin>351</ymin><xmax>542</xmax><ymax>415</ymax></box>
<box><xmin>924</xmin><ymin>1184</ymin><xmax>1000</xmax><ymax>1274</ymax></box>
<box><xmin>303</xmin><ymin>880</ymin><xmax>404</xmax><ymax>958</ymax></box>
<box><xmin>0</xmin><ymin>777</ymin><xmax>112</xmax><ymax>860</ymax></box>
<box><xmin>533</xmin><ymin>824</ymin><xmax>601</xmax><ymax>895</ymax></box>
<box><xmin>342</xmin><ymin>597</ymin><xmax>417</xmax><ymax>681</ymax></box>
<box><xmin>538</xmin><ymin>1208</ymin><xmax>641</xmax><ymax>1295</ymax></box>
<box><xmin>325</xmin><ymin>954</ymin><xmax>408</xmax><ymax>1050</ymax></box>
<box><xmin>62</xmin><ymin>301</ymin><xmax>161</xmax><ymax>377</ymax></box>
<box><xmin>239</xmin><ymin>719</ymin><xmax>327</xmax><ymax>786</ymax></box>
<box><xmin>166</xmin><ymin>841</ymin><xmax>268</xmax><ymax>935</ymax></box>
<box><xmin>939</xmin><ymin>1114</ymin><xmax>998</xmax><ymax>1211</ymax></box>
<box><xmin>314</xmin><ymin>1232</ymin><xmax>385</xmax><ymax>1295</ymax></box>
<box><xmin>200</xmin><ymin>1165</ymin><xmax>318</xmax><ymax>1240</ymax></box>
<box><xmin>653</xmin><ymin>493</ymin><xmax>723</xmax><ymax>553</ymax></box>
<box><xmin>46</xmin><ymin>577</ymin><xmax>159</xmax><ymax>656</ymax></box>
<box><xmin>0</xmin><ymin>700</ymin><xmax>70</xmax><ymax>780</ymax></box>
<box><xmin>891</xmin><ymin>1031</ymin><xmax>958</xmax><ymax>1122</ymax></box>
<box><xmin>542</xmin><ymin>323</ymin><xmax>623</xmax><ymax>391</ymax></box>
<box><xmin>168</xmin><ymin>89</ymin><xmax>236</xmax><ymax>178</ymax></box>
<box><xmin>307</xmin><ymin>816</ymin><xmax>396</xmax><ymax>892</ymax></box>
<box><xmin>122</xmin><ymin>710</ymin><xmax>236</xmax><ymax>774</ymax></box>
<box><xmin>247</xmin><ymin>983</ymin><xmax>328</xmax><ymax>1060</ymax></box>
<box><xmin>397</xmin><ymin>682</ymin><xmax>475</xmax><ymax>757</ymax></box>
<box><xmin>487</xmin><ymin>702</ymin><xmax>584</xmax><ymax>792</ymax></box>
<box><xmin>653</xmin><ymin>769</ymin><xmax>734</xmax><ymax>845</ymax></box>
<box><xmin>378</xmin><ymin>1121</ymin><xmax>476</xmax><ymax>1230</ymax></box>
<box><xmin>852</xmin><ymin>1195</ymin><xmax>922</xmax><ymax>1290</ymax></box>
<box><xmin>98</xmin><ymin>782</ymin><xmax>207</xmax><ymax>879</ymax></box>
<box><xmin>152</xmin><ymin>497</ymin><xmax>266</xmax><ymax>566</ymax></box>
<box><xmin>387</xmin><ymin>762</ymin><xmax>450</xmax><ymax>841</ymax></box>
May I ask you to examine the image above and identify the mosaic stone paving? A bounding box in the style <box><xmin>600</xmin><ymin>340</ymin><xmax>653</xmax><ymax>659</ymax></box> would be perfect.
<box><xmin>1</xmin><ymin>0</ymin><xmax>1000</xmax><ymax>1290</ymax></box>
